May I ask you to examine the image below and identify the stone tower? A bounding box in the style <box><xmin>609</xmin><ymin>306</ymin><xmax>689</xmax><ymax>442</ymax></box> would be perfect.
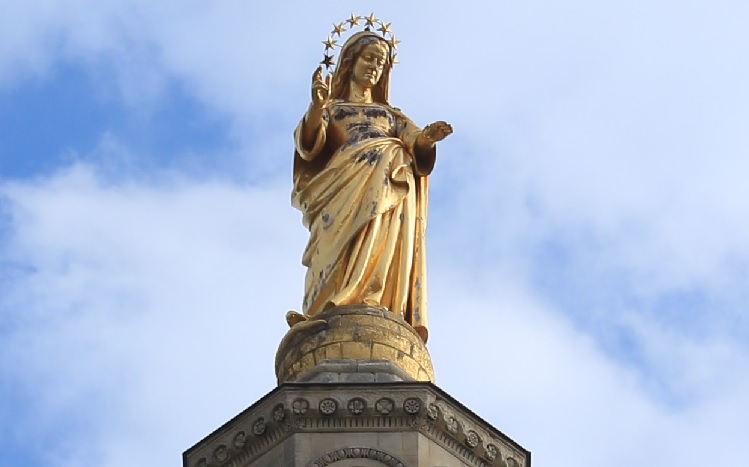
<box><xmin>182</xmin><ymin>306</ymin><xmax>530</xmax><ymax>467</ymax></box>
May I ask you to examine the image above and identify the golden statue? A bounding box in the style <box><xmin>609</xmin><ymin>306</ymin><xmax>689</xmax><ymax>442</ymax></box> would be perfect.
<box><xmin>287</xmin><ymin>15</ymin><xmax>452</xmax><ymax>345</ymax></box>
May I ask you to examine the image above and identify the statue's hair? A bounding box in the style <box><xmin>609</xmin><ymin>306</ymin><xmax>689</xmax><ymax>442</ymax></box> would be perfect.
<box><xmin>330</xmin><ymin>31</ymin><xmax>392</xmax><ymax>104</ymax></box>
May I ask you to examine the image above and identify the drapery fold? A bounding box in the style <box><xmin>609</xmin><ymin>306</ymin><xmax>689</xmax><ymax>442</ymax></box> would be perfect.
<box><xmin>292</xmin><ymin>104</ymin><xmax>431</xmax><ymax>342</ymax></box>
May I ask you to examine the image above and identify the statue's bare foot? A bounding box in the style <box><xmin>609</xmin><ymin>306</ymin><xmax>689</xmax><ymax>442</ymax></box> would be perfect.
<box><xmin>286</xmin><ymin>310</ymin><xmax>307</xmax><ymax>327</ymax></box>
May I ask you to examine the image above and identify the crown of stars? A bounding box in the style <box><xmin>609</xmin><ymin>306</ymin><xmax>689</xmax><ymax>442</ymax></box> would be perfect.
<box><xmin>318</xmin><ymin>13</ymin><xmax>399</xmax><ymax>72</ymax></box>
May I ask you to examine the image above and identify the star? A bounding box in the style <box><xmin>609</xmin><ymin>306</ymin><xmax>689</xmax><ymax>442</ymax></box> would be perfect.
<box><xmin>377</xmin><ymin>21</ymin><xmax>392</xmax><ymax>36</ymax></box>
<box><xmin>346</xmin><ymin>13</ymin><xmax>360</xmax><ymax>27</ymax></box>
<box><xmin>322</xmin><ymin>36</ymin><xmax>337</xmax><ymax>51</ymax></box>
<box><xmin>387</xmin><ymin>35</ymin><xmax>401</xmax><ymax>50</ymax></box>
<box><xmin>320</xmin><ymin>54</ymin><xmax>335</xmax><ymax>70</ymax></box>
<box><xmin>331</xmin><ymin>22</ymin><xmax>346</xmax><ymax>37</ymax></box>
<box><xmin>391</xmin><ymin>53</ymin><xmax>399</xmax><ymax>66</ymax></box>
<box><xmin>364</xmin><ymin>13</ymin><xmax>378</xmax><ymax>28</ymax></box>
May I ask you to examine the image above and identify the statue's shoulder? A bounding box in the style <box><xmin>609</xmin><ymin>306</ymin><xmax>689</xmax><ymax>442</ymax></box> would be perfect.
<box><xmin>324</xmin><ymin>100</ymin><xmax>346</xmax><ymax>115</ymax></box>
<box><xmin>387</xmin><ymin>105</ymin><xmax>409</xmax><ymax>120</ymax></box>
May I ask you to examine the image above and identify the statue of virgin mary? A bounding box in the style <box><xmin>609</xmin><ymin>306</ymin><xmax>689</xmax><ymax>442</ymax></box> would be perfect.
<box><xmin>290</xmin><ymin>29</ymin><xmax>452</xmax><ymax>343</ymax></box>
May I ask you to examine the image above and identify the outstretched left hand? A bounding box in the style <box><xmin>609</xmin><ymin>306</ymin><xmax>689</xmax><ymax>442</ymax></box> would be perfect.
<box><xmin>418</xmin><ymin>121</ymin><xmax>453</xmax><ymax>147</ymax></box>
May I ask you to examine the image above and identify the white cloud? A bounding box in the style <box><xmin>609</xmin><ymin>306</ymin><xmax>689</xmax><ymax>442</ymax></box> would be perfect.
<box><xmin>428</xmin><ymin>272</ymin><xmax>749</xmax><ymax>466</ymax></box>
<box><xmin>1</xmin><ymin>161</ymin><xmax>301</xmax><ymax>464</ymax></box>
<box><xmin>3</xmin><ymin>159</ymin><xmax>748</xmax><ymax>466</ymax></box>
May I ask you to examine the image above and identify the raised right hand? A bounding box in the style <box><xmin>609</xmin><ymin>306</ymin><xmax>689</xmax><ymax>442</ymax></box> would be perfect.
<box><xmin>311</xmin><ymin>66</ymin><xmax>332</xmax><ymax>108</ymax></box>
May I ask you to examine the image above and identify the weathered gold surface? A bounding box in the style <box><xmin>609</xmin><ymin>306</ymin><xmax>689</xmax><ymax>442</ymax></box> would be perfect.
<box><xmin>275</xmin><ymin>305</ymin><xmax>435</xmax><ymax>384</ymax></box>
<box><xmin>290</xmin><ymin>16</ymin><xmax>453</xmax><ymax>350</ymax></box>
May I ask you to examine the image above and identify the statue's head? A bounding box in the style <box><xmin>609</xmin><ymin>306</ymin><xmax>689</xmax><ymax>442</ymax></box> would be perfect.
<box><xmin>330</xmin><ymin>31</ymin><xmax>392</xmax><ymax>104</ymax></box>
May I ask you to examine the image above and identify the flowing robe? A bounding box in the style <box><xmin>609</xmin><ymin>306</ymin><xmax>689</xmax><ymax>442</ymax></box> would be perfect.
<box><xmin>292</xmin><ymin>101</ymin><xmax>435</xmax><ymax>342</ymax></box>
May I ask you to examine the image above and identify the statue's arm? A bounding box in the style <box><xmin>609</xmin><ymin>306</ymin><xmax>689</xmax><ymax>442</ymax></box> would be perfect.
<box><xmin>295</xmin><ymin>106</ymin><xmax>329</xmax><ymax>161</ymax></box>
<box><xmin>396</xmin><ymin>112</ymin><xmax>436</xmax><ymax>176</ymax></box>
<box><xmin>296</xmin><ymin>66</ymin><xmax>332</xmax><ymax>160</ymax></box>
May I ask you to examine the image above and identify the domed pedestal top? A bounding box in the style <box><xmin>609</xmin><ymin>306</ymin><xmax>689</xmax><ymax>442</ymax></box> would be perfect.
<box><xmin>275</xmin><ymin>305</ymin><xmax>434</xmax><ymax>384</ymax></box>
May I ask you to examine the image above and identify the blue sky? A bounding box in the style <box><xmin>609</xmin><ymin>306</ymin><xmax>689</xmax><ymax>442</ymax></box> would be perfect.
<box><xmin>0</xmin><ymin>63</ymin><xmax>236</xmax><ymax>182</ymax></box>
<box><xmin>1</xmin><ymin>1</ymin><xmax>748</xmax><ymax>466</ymax></box>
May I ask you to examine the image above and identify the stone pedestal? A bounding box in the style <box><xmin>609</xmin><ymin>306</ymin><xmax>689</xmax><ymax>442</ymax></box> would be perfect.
<box><xmin>182</xmin><ymin>383</ymin><xmax>530</xmax><ymax>467</ymax></box>
<box><xmin>275</xmin><ymin>306</ymin><xmax>434</xmax><ymax>384</ymax></box>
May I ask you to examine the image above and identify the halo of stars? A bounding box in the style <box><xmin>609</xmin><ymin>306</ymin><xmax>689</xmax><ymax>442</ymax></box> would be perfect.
<box><xmin>320</xmin><ymin>13</ymin><xmax>399</xmax><ymax>73</ymax></box>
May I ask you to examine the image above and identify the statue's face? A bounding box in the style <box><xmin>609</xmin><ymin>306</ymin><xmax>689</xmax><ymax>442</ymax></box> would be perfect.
<box><xmin>350</xmin><ymin>42</ymin><xmax>388</xmax><ymax>88</ymax></box>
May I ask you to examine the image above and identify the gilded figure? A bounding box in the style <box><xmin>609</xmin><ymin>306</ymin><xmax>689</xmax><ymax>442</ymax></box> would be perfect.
<box><xmin>289</xmin><ymin>24</ymin><xmax>452</xmax><ymax>343</ymax></box>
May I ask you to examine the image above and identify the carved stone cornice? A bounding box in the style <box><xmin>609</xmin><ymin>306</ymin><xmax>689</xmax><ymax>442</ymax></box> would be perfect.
<box><xmin>183</xmin><ymin>383</ymin><xmax>530</xmax><ymax>467</ymax></box>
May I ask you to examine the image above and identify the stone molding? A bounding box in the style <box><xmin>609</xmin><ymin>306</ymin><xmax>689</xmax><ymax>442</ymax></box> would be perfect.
<box><xmin>296</xmin><ymin>360</ymin><xmax>414</xmax><ymax>383</ymax></box>
<box><xmin>307</xmin><ymin>447</ymin><xmax>407</xmax><ymax>467</ymax></box>
<box><xmin>183</xmin><ymin>383</ymin><xmax>530</xmax><ymax>467</ymax></box>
